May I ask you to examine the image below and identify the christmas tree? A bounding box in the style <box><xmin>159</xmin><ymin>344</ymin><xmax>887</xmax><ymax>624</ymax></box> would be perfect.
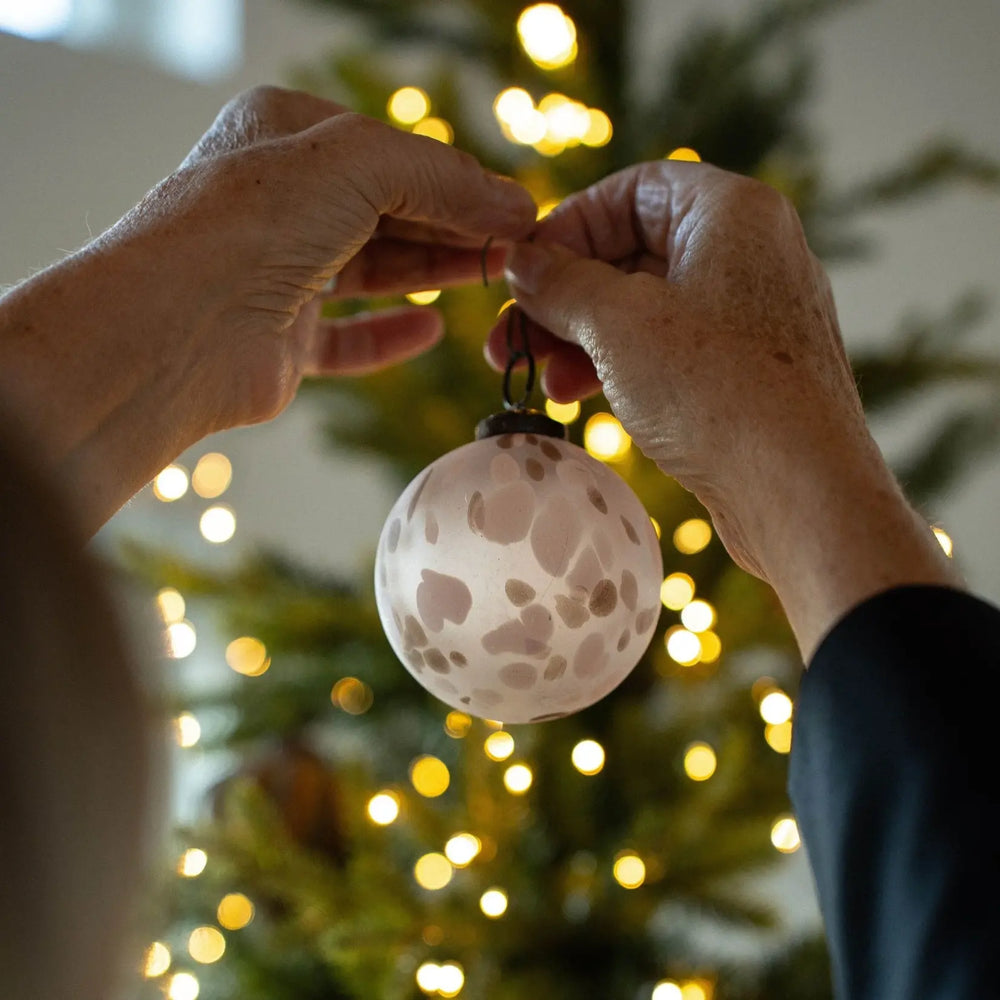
<box><xmin>129</xmin><ymin>2</ymin><xmax>1000</xmax><ymax>999</ymax></box>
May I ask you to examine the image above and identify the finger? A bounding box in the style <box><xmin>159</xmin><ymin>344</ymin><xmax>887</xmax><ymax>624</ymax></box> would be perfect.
<box><xmin>184</xmin><ymin>86</ymin><xmax>351</xmax><ymax>165</ymax></box>
<box><xmin>531</xmin><ymin>159</ymin><xmax>723</xmax><ymax>262</ymax></box>
<box><xmin>333</xmin><ymin>240</ymin><xmax>508</xmax><ymax>298</ymax></box>
<box><xmin>540</xmin><ymin>346</ymin><xmax>602</xmax><ymax>403</ymax></box>
<box><xmin>307</xmin><ymin>306</ymin><xmax>443</xmax><ymax>377</ymax></box>
<box><xmin>503</xmin><ymin>241</ymin><xmax>661</xmax><ymax>359</ymax></box>
<box><xmin>311</xmin><ymin>114</ymin><xmax>537</xmax><ymax>241</ymax></box>
<box><xmin>484</xmin><ymin>311</ymin><xmax>564</xmax><ymax>371</ymax></box>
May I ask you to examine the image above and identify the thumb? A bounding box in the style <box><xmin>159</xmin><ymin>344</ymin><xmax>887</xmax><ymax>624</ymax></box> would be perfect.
<box><xmin>504</xmin><ymin>242</ymin><xmax>648</xmax><ymax>359</ymax></box>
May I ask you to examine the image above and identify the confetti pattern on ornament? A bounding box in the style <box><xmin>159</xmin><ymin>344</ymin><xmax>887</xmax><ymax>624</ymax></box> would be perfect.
<box><xmin>375</xmin><ymin>432</ymin><xmax>662</xmax><ymax>723</ymax></box>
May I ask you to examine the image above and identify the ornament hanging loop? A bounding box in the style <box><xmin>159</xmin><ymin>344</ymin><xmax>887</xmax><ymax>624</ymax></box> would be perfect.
<box><xmin>482</xmin><ymin>237</ymin><xmax>536</xmax><ymax>412</ymax></box>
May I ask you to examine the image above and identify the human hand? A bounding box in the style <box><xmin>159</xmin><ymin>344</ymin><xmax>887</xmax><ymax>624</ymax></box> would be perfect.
<box><xmin>0</xmin><ymin>87</ymin><xmax>535</xmax><ymax>530</ymax></box>
<box><xmin>487</xmin><ymin>162</ymin><xmax>957</xmax><ymax>656</ymax></box>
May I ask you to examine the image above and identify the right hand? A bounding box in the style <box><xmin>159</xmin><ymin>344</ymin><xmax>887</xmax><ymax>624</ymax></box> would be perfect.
<box><xmin>487</xmin><ymin>162</ymin><xmax>870</xmax><ymax>577</ymax></box>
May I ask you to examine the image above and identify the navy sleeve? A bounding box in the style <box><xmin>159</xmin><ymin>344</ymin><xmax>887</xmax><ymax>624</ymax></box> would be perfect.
<box><xmin>789</xmin><ymin>586</ymin><xmax>1000</xmax><ymax>1000</ymax></box>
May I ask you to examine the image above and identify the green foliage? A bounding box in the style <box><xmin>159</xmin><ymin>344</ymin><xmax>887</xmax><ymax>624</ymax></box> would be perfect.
<box><xmin>131</xmin><ymin>2</ymin><xmax>998</xmax><ymax>998</ymax></box>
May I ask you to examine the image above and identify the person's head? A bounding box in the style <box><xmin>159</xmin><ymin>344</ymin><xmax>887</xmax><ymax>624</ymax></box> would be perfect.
<box><xmin>0</xmin><ymin>413</ymin><xmax>150</xmax><ymax>999</ymax></box>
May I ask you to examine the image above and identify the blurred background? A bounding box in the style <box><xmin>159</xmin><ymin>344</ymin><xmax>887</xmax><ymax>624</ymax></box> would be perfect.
<box><xmin>2</xmin><ymin>2</ymin><xmax>999</xmax><ymax>999</ymax></box>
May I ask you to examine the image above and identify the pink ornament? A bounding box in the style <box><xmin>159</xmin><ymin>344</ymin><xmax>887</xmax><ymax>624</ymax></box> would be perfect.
<box><xmin>374</xmin><ymin>428</ymin><xmax>662</xmax><ymax>723</ymax></box>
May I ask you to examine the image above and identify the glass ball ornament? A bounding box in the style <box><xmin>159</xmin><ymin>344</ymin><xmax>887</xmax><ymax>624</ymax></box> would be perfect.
<box><xmin>374</xmin><ymin>412</ymin><xmax>663</xmax><ymax>723</ymax></box>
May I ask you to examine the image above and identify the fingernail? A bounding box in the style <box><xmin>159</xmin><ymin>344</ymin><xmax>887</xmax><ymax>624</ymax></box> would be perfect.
<box><xmin>505</xmin><ymin>242</ymin><xmax>556</xmax><ymax>294</ymax></box>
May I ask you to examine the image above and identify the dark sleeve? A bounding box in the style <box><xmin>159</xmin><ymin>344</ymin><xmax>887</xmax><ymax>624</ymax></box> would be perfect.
<box><xmin>789</xmin><ymin>585</ymin><xmax>1000</xmax><ymax>1000</ymax></box>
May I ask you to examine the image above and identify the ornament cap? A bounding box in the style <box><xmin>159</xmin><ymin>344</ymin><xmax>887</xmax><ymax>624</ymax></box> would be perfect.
<box><xmin>475</xmin><ymin>409</ymin><xmax>569</xmax><ymax>441</ymax></box>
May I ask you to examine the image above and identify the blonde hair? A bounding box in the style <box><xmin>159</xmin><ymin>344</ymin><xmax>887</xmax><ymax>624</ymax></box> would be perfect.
<box><xmin>0</xmin><ymin>417</ymin><xmax>150</xmax><ymax>999</ymax></box>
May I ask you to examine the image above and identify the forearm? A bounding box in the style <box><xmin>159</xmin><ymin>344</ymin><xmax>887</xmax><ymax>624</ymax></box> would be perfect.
<box><xmin>0</xmin><ymin>234</ymin><xmax>211</xmax><ymax>532</ymax></box>
<box><xmin>735</xmin><ymin>423</ymin><xmax>962</xmax><ymax>661</ymax></box>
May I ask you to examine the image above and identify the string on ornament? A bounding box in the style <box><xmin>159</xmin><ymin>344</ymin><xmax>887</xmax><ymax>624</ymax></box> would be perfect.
<box><xmin>481</xmin><ymin>236</ymin><xmax>535</xmax><ymax>411</ymax></box>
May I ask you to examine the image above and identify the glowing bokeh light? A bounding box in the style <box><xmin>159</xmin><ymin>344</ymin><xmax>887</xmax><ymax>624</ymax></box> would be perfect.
<box><xmin>517</xmin><ymin>3</ymin><xmax>577</xmax><ymax>70</ymax></box>
<box><xmin>174</xmin><ymin>712</ymin><xmax>202</xmax><ymax>748</ymax></box>
<box><xmin>143</xmin><ymin>942</ymin><xmax>171</xmax><ymax>978</ymax></box>
<box><xmin>545</xmin><ymin>398</ymin><xmax>581</xmax><ymax>423</ymax></box>
<box><xmin>668</xmin><ymin>147</ymin><xmax>702</xmax><ymax>162</ymax></box>
<box><xmin>410</xmin><ymin>755</ymin><xmax>451</xmax><ymax>797</ymax></box>
<box><xmin>484</xmin><ymin>730</ymin><xmax>515</xmax><ymax>761</ymax></box>
<box><xmin>217</xmin><ymin>893</ymin><xmax>254</xmax><ymax>930</ymax></box>
<box><xmin>759</xmin><ymin>690</ymin><xmax>793</xmax><ymax>725</ymax></box>
<box><xmin>765</xmin><ymin>721</ymin><xmax>793</xmax><ymax>754</ymax></box>
<box><xmin>167</xmin><ymin>972</ymin><xmax>200</xmax><ymax>1000</ymax></box>
<box><xmin>683</xmin><ymin>742</ymin><xmax>717</xmax><ymax>781</ymax></box>
<box><xmin>200</xmin><ymin>504</ymin><xmax>236</xmax><ymax>543</ymax></box>
<box><xmin>771</xmin><ymin>815</ymin><xmax>801</xmax><ymax>853</ymax></box>
<box><xmin>438</xmin><ymin>961</ymin><xmax>465</xmax><ymax>997</ymax></box>
<box><xmin>666</xmin><ymin>628</ymin><xmax>702</xmax><ymax>666</ymax></box>
<box><xmin>191</xmin><ymin>452</ymin><xmax>232</xmax><ymax>498</ymax></box>
<box><xmin>444</xmin><ymin>711</ymin><xmax>472</xmax><ymax>738</ymax></box>
<box><xmin>494</xmin><ymin>87</ymin><xmax>535</xmax><ymax>125</ymax></box>
<box><xmin>480</xmin><ymin>887</ymin><xmax>509</xmax><ymax>917</ymax></box>
<box><xmin>225</xmin><ymin>636</ymin><xmax>269</xmax><ymax>677</ymax></box>
<box><xmin>583</xmin><ymin>412</ymin><xmax>631</xmax><ymax>462</ymax></box>
<box><xmin>444</xmin><ymin>833</ymin><xmax>482</xmax><ymax>867</ymax></box>
<box><xmin>504</xmin><ymin>763</ymin><xmax>533</xmax><ymax>794</ymax></box>
<box><xmin>154</xmin><ymin>464</ymin><xmax>189</xmax><ymax>501</ymax></box>
<box><xmin>581</xmin><ymin>108</ymin><xmax>613</xmax><ymax>147</ymax></box>
<box><xmin>673</xmin><ymin>518</ymin><xmax>712</xmax><ymax>554</ymax></box>
<box><xmin>613</xmin><ymin>852</ymin><xmax>646</xmax><ymax>888</ymax></box>
<box><xmin>652</xmin><ymin>982</ymin><xmax>683</xmax><ymax>1000</ymax></box>
<box><xmin>157</xmin><ymin>587</ymin><xmax>186</xmax><ymax>624</ymax></box>
<box><xmin>331</xmin><ymin>677</ymin><xmax>374</xmax><ymax>714</ymax></box>
<box><xmin>188</xmin><ymin>926</ymin><xmax>225</xmax><ymax>964</ymax></box>
<box><xmin>699</xmin><ymin>631</ymin><xmax>722</xmax><ymax>663</ymax></box>
<box><xmin>405</xmin><ymin>289</ymin><xmax>442</xmax><ymax>305</ymax></box>
<box><xmin>414</xmin><ymin>852</ymin><xmax>454</xmax><ymax>890</ymax></box>
<box><xmin>367</xmin><ymin>791</ymin><xmax>401</xmax><ymax>826</ymax></box>
<box><xmin>166</xmin><ymin>620</ymin><xmax>197</xmax><ymax>659</ymax></box>
<box><xmin>660</xmin><ymin>573</ymin><xmax>695</xmax><ymax>610</ymax></box>
<box><xmin>412</xmin><ymin>117</ymin><xmax>454</xmax><ymax>144</ymax></box>
<box><xmin>680</xmin><ymin>599</ymin><xmax>715</xmax><ymax>633</ymax></box>
<box><xmin>178</xmin><ymin>848</ymin><xmax>208</xmax><ymax>877</ymax></box>
<box><xmin>932</xmin><ymin>525</ymin><xmax>954</xmax><ymax>557</ymax></box>
<box><xmin>571</xmin><ymin>739</ymin><xmax>606</xmax><ymax>775</ymax></box>
<box><xmin>388</xmin><ymin>86</ymin><xmax>430</xmax><ymax>125</ymax></box>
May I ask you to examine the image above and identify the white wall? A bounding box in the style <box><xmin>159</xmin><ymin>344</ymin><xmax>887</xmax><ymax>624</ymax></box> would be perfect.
<box><xmin>2</xmin><ymin>0</ymin><xmax>999</xmax><ymax>595</ymax></box>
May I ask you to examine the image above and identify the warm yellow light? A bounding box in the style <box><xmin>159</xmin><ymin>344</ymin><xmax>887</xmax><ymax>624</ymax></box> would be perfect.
<box><xmin>412</xmin><ymin>117</ymin><xmax>454</xmax><ymax>144</ymax></box>
<box><xmin>191</xmin><ymin>452</ymin><xmax>232</xmax><ymax>499</ymax></box>
<box><xmin>225</xmin><ymin>636</ymin><xmax>269</xmax><ymax>677</ymax></box>
<box><xmin>504</xmin><ymin>763</ymin><xmax>533</xmax><ymax>794</ymax></box>
<box><xmin>545</xmin><ymin>398</ymin><xmax>581</xmax><ymax>423</ymax></box>
<box><xmin>571</xmin><ymin>739</ymin><xmax>605</xmax><ymax>775</ymax></box>
<box><xmin>613</xmin><ymin>852</ymin><xmax>646</xmax><ymax>889</ymax></box>
<box><xmin>414</xmin><ymin>852</ymin><xmax>454</xmax><ymax>890</ymax></box>
<box><xmin>759</xmin><ymin>690</ymin><xmax>793</xmax><ymax>725</ymax></box>
<box><xmin>484</xmin><ymin>730</ymin><xmax>515</xmax><ymax>761</ymax></box>
<box><xmin>494</xmin><ymin>87</ymin><xmax>535</xmax><ymax>124</ymax></box>
<box><xmin>666</xmin><ymin>628</ymin><xmax>701</xmax><ymax>666</ymax></box>
<box><xmin>673</xmin><ymin>518</ymin><xmax>712</xmax><ymax>554</ymax></box>
<box><xmin>416</xmin><ymin>962</ymin><xmax>441</xmax><ymax>994</ymax></box>
<box><xmin>178</xmin><ymin>848</ymin><xmax>208</xmax><ymax>877</ymax></box>
<box><xmin>771</xmin><ymin>815</ymin><xmax>801</xmax><ymax>853</ymax></box>
<box><xmin>533</xmin><ymin>136</ymin><xmax>567</xmax><ymax>157</ymax></box>
<box><xmin>200</xmin><ymin>504</ymin><xmax>236</xmax><ymax>543</ymax></box>
<box><xmin>167</xmin><ymin>972</ymin><xmax>200</xmax><ymax>1000</ymax></box>
<box><xmin>680</xmin><ymin>983</ymin><xmax>709</xmax><ymax>1000</ymax></box>
<box><xmin>174</xmin><ymin>712</ymin><xmax>202</xmax><ymax>748</ymax></box>
<box><xmin>668</xmin><ymin>147</ymin><xmax>702</xmax><ymax>162</ymax></box>
<box><xmin>480</xmin><ymin>887</ymin><xmax>509</xmax><ymax>917</ymax></box>
<box><xmin>410</xmin><ymin>755</ymin><xmax>451</xmax><ymax>797</ymax></box>
<box><xmin>217</xmin><ymin>893</ymin><xmax>254</xmax><ymax>930</ymax></box>
<box><xmin>652</xmin><ymin>982</ymin><xmax>683</xmax><ymax>1000</ymax></box>
<box><xmin>650</xmin><ymin>517</ymin><xmax>662</xmax><ymax>539</ymax></box>
<box><xmin>584</xmin><ymin>412</ymin><xmax>631</xmax><ymax>462</ymax></box>
<box><xmin>438</xmin><ymin>961</ymin><xmax>465</xmax><ymax>998</ymax></box>
<box><xmin>188</xmin><ymin>926</ymin><xmax>225</xmax><ymax>964</ymax></box>
<box><xmin>367</xmin><ymin>791</ymin><xmax>401</xmax><ymax>826</ymax></box>
<box><xmin>932</xmin><ymin>526</ymin><xmax>954</xmax><ymax>557</ymax></box>
<box><xmin>166</xmin><ymin>619</ymin><xmax>197</xmax><ymax>659</ymax></box>
<box><xmin>660</xmin><ymin>573</ymin><xmax>695</xmax><ymax>610</ymax></box>
<box><xmin>444</xmin><ymin>711</ymin><xmax>472</xmax><ymax>738</ymax></box>
<box><xmin>444</xmin><ymin>833</ymin><xmax>482</xmax><ymax>867</ymax></box>
<box><xmin>764</xmin><ymin>721</ymin><xmax>793</xmax><ymax>754</ymax></box>
<box><xmin>388</xmin><ymin>86</ymin><xmax>430</xmax><ymax>125</ymax></box>
<box><xmin>698</xmin><ymin>631</ymin><xmax>722</xmax><ymax>664</ymax></box>
<box><xmin>683</xmin><ymin>742</ymin><xmax>717</xmax><ymax>781</ymax></box>
<box><xmin>157</xmin><ymin>588</ymin><xmax>186</xmax><ymax>624</ymax></box>
<box><xmin>509</xmin><ymin>108</ymin><xmax>548</xmax><ymax>145</ymax></box>
<box><xmin>540</xmin><ymin>93</ymin><xmax>589</xmax><ymax>144</ymax></box>
<box><xmin>517</xmin><ymin>3</ymin><xmax>577</xmax><ymax>70</ymax></box>
<box><xmin>154</xmin><ymin>464</ymin><xmax>189</xmax><ymax>501</ymax></box>
<box><xmin>406</xmin><ymin>289</ymin><xmax>442</xmax><ymax>305</ymax></box>
<box><xmin>143</xmin><ymin>942</ymin><xmax>171</xmax><ymax>978</ymax></box>
<box><xmin>581</xmin><ymin>108</ymin><xmax>613</xmax><ymax>147</ymax></box>
<box><xmin>536</xmin><ymin>198</ymin><xmax>562</xmax><ymax>220</ymax></box>
<box><xmin>680</xmin><ymin>599</ymin><xmax>715</xmax><ymax>633</ymax></box>
<box><xmin>332</xmin><ymin>676</ymin><xmax>374</xmax><ymax>714</ymax></box>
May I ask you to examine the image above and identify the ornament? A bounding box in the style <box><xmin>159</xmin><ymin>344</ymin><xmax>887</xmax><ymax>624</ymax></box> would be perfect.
<box><xmin>373</xmin><ymin>249</ymin><xmax>662</xmax><ymax>723</ymax></box>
